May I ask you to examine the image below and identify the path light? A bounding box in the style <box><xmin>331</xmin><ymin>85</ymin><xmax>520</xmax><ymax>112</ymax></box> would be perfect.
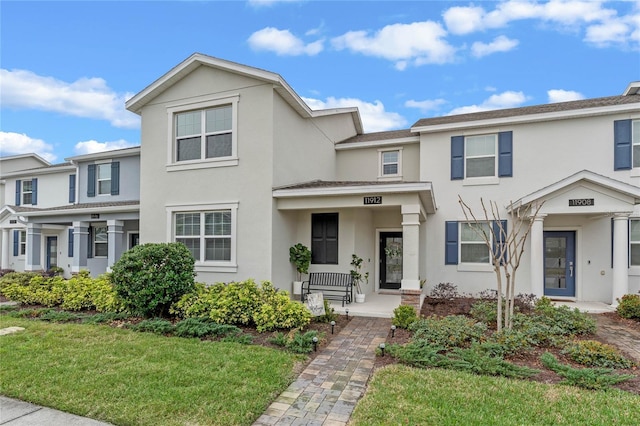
<box><xmin>330</xmin><ymin>320</ymin><xmax>336</xmax><ymax>334</ymax></box>
<box><xmin>312</xmin><ymin>336</ymin><xmax>318</xmax><ymax>352</ymax></box>
<box><xmin>391</xmin><ymin>325</ymin><xmax>396</xmax><ymax>338</ymax></box>
<box><xmin>345</xmin><ymin>308</ymin><xmax>349</xmax><ymax>320</ymax></box>
<box><xmin>379</xmin><ymin>343</ymin><xmax>386</xmax><ymax>357</ymax></box>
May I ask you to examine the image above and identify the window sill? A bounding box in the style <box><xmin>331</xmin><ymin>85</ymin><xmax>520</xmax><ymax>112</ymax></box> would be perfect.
<box><xmin>630</xmin><ymin>168</ymin><xmax>640</xmax><ymax>178</ymax></box>
<box><xmin>377</xmin><ymin>175</ymin><xmax>403</xmax><ymax>182</ymax></box>
<box><xmin>629</xmin><ymin>266</ymin><xmax>640</xmax><ymax>277</ymax></box>
<box><xmin>457</xmin><ymin>263</ymin><xmax>494</xmax><ymax>272</ymax></box>
<box><xmin>463</xmin><ymin>176</ymin><xmax>500</xmax><ymax>186</ymax></box>
<box><xmin>195</xmin><ymin>262</ymin><xmax>238</xmax><ymax>273</ymax></box>
<box><xmin>167</xmin><ymin>157</ymin><xmax>239</xmax><ymax>172</ymax></box>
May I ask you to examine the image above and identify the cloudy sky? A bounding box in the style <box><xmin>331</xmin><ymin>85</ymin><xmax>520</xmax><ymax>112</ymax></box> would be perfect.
<box><xmin>1</xmin><ymin>0</ymin><xmax>638</xmax><ymax>163</ymax></box>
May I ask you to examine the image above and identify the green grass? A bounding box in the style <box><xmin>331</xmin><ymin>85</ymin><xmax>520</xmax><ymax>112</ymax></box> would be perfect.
<box><xmin>0</xmin><ymin>316</ymin><xmax>299</xmax><ymax>426</ymax></box>
<box><xmin>351</xmin><ymin>365</ymin><xmax>640</xmax><ymax>426</ymax></box>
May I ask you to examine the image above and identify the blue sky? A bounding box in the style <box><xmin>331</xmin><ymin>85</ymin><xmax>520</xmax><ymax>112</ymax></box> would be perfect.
<box><xmin>1</xmin><ymin>0</ymin><xmax>639</xmax><ymax>163</ymax></box>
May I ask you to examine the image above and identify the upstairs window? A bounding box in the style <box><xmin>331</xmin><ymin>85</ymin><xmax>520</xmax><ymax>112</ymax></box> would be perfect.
<box><xmin>176</xmin><ymin>105</ymin><xmax>233</xmax><ymax>162</ymax></box>
<box><xmin>15</xmin><ymin>179</ymin><xmax>38</xmax><ymax>206</ymax></box>
<box><xmin>451</xmin><ymin>132</ymin><xmax>512</xmax><ymax>181</ymax></box>
<box><xmin>465</xmin><ymin>135</ymin><xmax>496</xmax><ymax>178</ymax></box>
<box><xmin>379</xmin><ymin>149</ymin><xmax>402</xmax><ymax>179</ymax></box>
<box><xmin>97</xmin><ymin>164</ymin><xmax>112</xmax><ymax>195</ymax></box>
<box><xmin>87</xmin><ymin>162</ymin><xmax>119</xmax><ymax>197</ymax></box>
<box><xmin>22</xmin><ymin>180</ymin><xmax>34</xmax><ymax>205</ymax></box>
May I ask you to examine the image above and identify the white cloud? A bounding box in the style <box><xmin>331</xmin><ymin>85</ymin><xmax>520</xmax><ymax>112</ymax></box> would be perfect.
<box><xmin>584</xmin><ymin>13</ymin><xmax>639</xmax><ymax>47</ymax></box>
<box><xmin>547</xmin><ymin>89</ymin><xmax>585</xmax><ymax>103</ymax></box>
<box><xmin>447</xmin><ymin>91</ymin><xmax>528</xmax><ymax>115</ymax></box>
<box><xmin>0</xmin><ymin>69</ymin><xmax>139</xmax><ymax>129</ymax></box>
<box><xmin>0</xmin><ymin>131</ymin><xmax>57</xmax><ymax>162</ymax></box>
<box><xmin>247</xmin><ymin>0</ymin><xmax>299</xmax><ymax>7</ymax></box>
<box><xmin>471</xmin><ymin>35</ymin><xmax>519</xmax><ymax>57</ymax></box>
<box><xmin>404</xmin><ymin>98</ymin><xmax>447</xmax><ymax>113</ymax></box>
<box><xmin>443</xmin><ymin>6</ymin><xmax>486</xmax><ymax>35</ymax></box>
<box><xmin>302</xmin><ymin>96</ymin><xmax>407</xmax><ymax>132</ymax></box>
<box><xmin>248</xmin><ymin>27</ymin><xmax>323</xmax><ymax>56</ymax></box>
<box><xmin>74</xmin><ymin>139</ymin><xmax>137</xmax><ymax>155</ymax></box>
<box><xmin>331</xmin><ymin>21</ymin><xmax>457</xmax><ymax>68</ymax></box>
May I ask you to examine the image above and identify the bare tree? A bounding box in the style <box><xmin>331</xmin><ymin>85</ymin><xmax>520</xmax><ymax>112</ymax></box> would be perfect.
<box><xmin>458</xmin><ymin>196</ymin><xmax>544</xmax><ymax>331</ymax></box>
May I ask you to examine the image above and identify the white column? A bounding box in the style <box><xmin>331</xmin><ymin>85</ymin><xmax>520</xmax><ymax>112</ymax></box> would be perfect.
<box><xmin>72</xmin><ymin>221</ymin><xmax>89</xmax><ymax>273</ymax></box>
<box><xmin>25</xmin><ymin>223</ymin><xmax>42</xmax><ymax>272</ymax></box>
<box><xmin>612</xmin><ymin>213</ymin><xmax>630</xmax><ymax>305</ymax></box>
<box><xmin>107</xmin><ymin>220</ymin><xmax>124</xmax><ymax>272</ymax></box>
<box><xmin>1</xmin><ymin>228</ymin><xmax>9</xmax><ymax>269</ymax></box>
<box><xmin>530</xmin><ymin>214</ymin><xmax>546</xmax><ymax>298</ymax></box>
<box><xmin>401</xmin><ymin>204</ymin><xmax>421</xmax><ymax>290</ymax></box>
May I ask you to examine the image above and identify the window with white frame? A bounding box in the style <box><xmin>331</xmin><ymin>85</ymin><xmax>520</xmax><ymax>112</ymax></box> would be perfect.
<box><xmin>22</xmin><ymin>180</ymin><xmax>33</xmax><ymax>205</ymax></box>
<box><xmin>631</xmin><ymin>219</ymin><xmax>640</xmax><ymax>266</ymax></box>
<box><xmin>379</xmin><ymin>149</ymin><xmax>402</xmax><ymax>178</ymax></box>
<box><xmin>175</xmin><ymin>210</ymin><xmax>233</xmax><ymax>262</ymax></box>
<box><xmin>176</xmin><ymin>105</ymin><xmax>233</xmax><ymax>162</ymax></box>
<box><xmin>19</xmin><ymin>230</ymin><xmax>26</xmax><ymax>255</ymax></box>
<box><xmin>93</xmin><ymin>225</ymin><xmax>108</xmax><ymax>257</ymax></box>
<box><xmin>633</xmin><ymin>120</ymin><xmax>640</xmax><ymax>168</ymax></box>
<box><xmin>465</xmin><ymin>134</ymin><xmax>497</xmax><ymax>178</ymax></box>
<box><xmin>460</xmin><ymin>222</ymin><xmax>491</xmax><ymax>263</ymax></box>
<box><xmin>97</xmin><ymin>164</ymin><xmax>112</xmax><ymax>195</ymax></box>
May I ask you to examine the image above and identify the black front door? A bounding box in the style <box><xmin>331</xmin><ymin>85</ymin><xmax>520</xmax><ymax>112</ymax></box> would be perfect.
<box><xmin>380</xmin><ymin>232</ymin><xmax>402</xmax><ymax>289</ymax></box>
<box><xmin>46</xmin><ymin>236</ymin><xmax>58</xmax><ymax>270</ymax></box>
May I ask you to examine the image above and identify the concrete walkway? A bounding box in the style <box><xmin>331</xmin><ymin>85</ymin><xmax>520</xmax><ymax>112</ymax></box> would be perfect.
<box><xmin>253</xmin><ymin>316</ymin><xmax>391</xmax><ymax>426</ymax></box>
<box><xmin>0</xmin><ymin>396</ymin><xmax>112</xmax><ymax>425</ymax></box>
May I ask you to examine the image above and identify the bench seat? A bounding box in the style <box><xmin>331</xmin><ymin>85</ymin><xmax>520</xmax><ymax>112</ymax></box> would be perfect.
<box><xmin>302</xmin><ymin>272</ymin><xmax>353</xmax><ymax>307</ymax></box>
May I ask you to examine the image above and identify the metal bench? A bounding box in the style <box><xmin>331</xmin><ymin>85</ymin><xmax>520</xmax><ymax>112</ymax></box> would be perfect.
<box><xmin>302</xmin><ymin>272</ymin><xmax>353</xmax><ymax>307</ymax></box>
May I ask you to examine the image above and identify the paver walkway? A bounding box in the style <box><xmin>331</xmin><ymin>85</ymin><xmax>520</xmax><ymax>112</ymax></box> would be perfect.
<box><xmin>593</xmin><ymin>315</ymin><xmax>640</xmax><ymax>363</ymax></box>
<box><xmin>253</xmin><ymin>316</ymin><xmax>391</xmax><ymax>426</ymax></box>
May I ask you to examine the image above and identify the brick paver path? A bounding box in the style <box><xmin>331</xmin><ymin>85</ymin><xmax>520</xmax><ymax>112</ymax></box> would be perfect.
<box><xmin>254</xmin><ymin>316</ymin><xmax>390</xmax><ymax>426</ymax></box>
<box><xmin>593</xmin><ymin>314</ymin><xmax>640</xmax><ymax>363</ymax></box>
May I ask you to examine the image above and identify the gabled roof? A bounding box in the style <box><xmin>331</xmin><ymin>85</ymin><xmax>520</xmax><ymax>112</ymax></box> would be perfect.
<box><xmin>1</xmin><ymin>162</ymin><xmax>75</xmax><ymax>179</ymax></box>
<box><xmin>509</xmin><ymin>170</ymin><xmax>640</xmax><ymax>211</ymax></box>
<box><xmin>7</xmin><ymin>200</ymin><xmax>140</xmax><ymax>217</ymax></box>
<box><xmin>125</xmin><ymin>53</ymin><xmax>363</xmax><ymax>133</ymax></box>
<box><xmin>65</xmin><ymin>146</ymin><xmax>140</xmax><ymax>162</ymax></box>
<box><xmin>0</xmin><ymin>153</ymin><xmax>51</xmax><ymax>166</ymax></box>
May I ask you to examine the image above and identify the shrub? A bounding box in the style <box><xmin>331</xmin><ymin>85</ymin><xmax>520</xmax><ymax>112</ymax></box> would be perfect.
<box><xmin>616</xmin><ymin>294</ymin><xmax>640</xmax><ymax>320</ymax></box>
<box><xmin>533</xmin><ymin>297</ymin><xmax>596</xmax><ymax>336</ymax></box>
<box><xmin>488</xmin><ymin>328</ymin><xmax>535</xmax><ymax>355</ymax></box>
<box><xmin>111</xmin><ymin>243</ymin><xmax>196</xmax><ymax>318</ymax></box>
<box><xmin>268</xmin><ymin>330</ymin><xmax>320</xmax><ymax>353</ymax></box>
<box><xmin>253</xmin><ymin>283</ymin><xmax>311</xmax><ymax>332</ymax></box>
<box><xmin>562</xmin><ymin>340</ymin><xmax>636</xmax><ymax>369</ymax></box>
<box><xmin>410</xmin><ymin>315</ymin><xmax>487</xmax><ymax>349</ymax></box>
<box><xmin>541</xmin><ymin>352</ymin><xmax>634</xmax><ymax>390</ymax></box>
<box><xmin>392</xmin><ymin>305</ymin><xmax>418</xmax><ymax>329</ymax></box>
<box><xmin>128</xmin><ymin>318</ymin><xmax>175</xmax><ymax>335</ymax></box>
<box><xmin>208</xmin><ymin>280</ymin><xmax>263</xmax><ymax>325</ymax></box>
<box><xmin>429</xmin><ymin>282</ymin><xmax>459</xmax><ymax>299</ymax></box>
<box><xmin>173</xmin><ymin>318</ymin><xmax>241</xmax><ymax>339</ymax></box>
<box><xmin>469</xmin><ymin>300</ymin><xmax>498</xmax><ymax>325</ymax></box>
<box><xmin>40</xmin><ymin>310</ymin><xmax>84</xmax><ymax>323</ymax></box>
<box><xmin>82</xmin><ymin>312</ymin><xmax>130</xmax><ymax>324</ymax></box>
<box><xmin>314</xmin><ymin>299</ymin><xmax>338</xmax><ymax>323</ymax></box>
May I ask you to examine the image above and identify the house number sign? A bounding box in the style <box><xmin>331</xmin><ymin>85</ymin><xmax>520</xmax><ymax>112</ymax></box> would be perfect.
<box><xmin>568</xmin><ymin>198</ymin><xmax>594</xmax><ymax>207</ymax></box>
<box><xmin>364</xmin><ymin>196</ymin><xmax>382</xmax><ymax>205</ymax></box>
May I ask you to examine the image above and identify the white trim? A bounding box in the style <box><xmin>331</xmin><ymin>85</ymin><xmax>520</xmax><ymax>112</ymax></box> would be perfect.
<box><xmin>273</xmin><ymin>182</ymin><xmax>432</xmax><ymax>198</ymax></box>
<box><xmin>127</xmin><ymin>230</ymin><xmax>140</xmax><ymax>249</ymax></box>
<box><xmin>378</xmin><ymin>147</ymin><xmax>403</xmax><ymax>180</ymax></box>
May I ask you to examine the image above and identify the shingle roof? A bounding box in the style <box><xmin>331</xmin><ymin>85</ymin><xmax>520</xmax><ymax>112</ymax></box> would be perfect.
<box><xmin>412</xmin><ymin>94</ymin><xmax>640</xmax><ymax>128</ymax></box>
<box><xmin>338</xmin><ymin>129</ymin><xmax>416</xmax><ymax>144</ymax></box>
<box><xmin>8</xmin><ymin>200</ymin><xmax>139</xmax><ymax>214</ymax></box>
<box><xmin>274</xmin><ymin>180</ymin><xmax>422</xmax><ymax>190</ymax></box>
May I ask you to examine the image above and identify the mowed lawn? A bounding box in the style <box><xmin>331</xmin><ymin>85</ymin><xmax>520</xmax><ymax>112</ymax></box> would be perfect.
<box><xmin>0</xmin><ymin>316</ymin><xmax>298</xmax><ymax>426</ymax></box>
<box><xmin>351</xmin><ymin>364</ymin><xmax>640</xmax><ymax>426</ymax></box>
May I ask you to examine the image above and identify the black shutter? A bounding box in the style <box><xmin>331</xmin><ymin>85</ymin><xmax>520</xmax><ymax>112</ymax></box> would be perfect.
<box><xmin>614</xmin><ymin>119</ymin><xmax>632</xmax><ymax>170</ymax></box>
<box><xmin>68</xmin><ymin>228</ymin><xmax>74</xmax><ymax>257</ymax></box>
<box><xmin>111</xmin><ymin>161</ymin><xmax>120</xmax><ymax>195</ymax></box>
<box><xmin>31</xmin><ymin>178</ymin><xmax>38</xmax><ymax>205</ymax></box>
<box><xmin>492</xmin><ymin>220</ymin><xmax>508</xmax><ymax>264</ymax></box>
<box><xmin>13</xmin><ymin>230</ymin><xmax>19</xmax><ymax>256</ymax></box>
<box><xmin>451</xmin><ymin>136</ymin><xmax>464</xmax><ymax>180</ymax></box>
<box><xmin>69</xmin><ymin>174</ymin><xmax>76</xmax><ymax>203</ymax></box>
<box><xmin>445</xmin><ymin>221</ymin><xmax>459</xmax><ymax>264</ymax></box>
<box><xmin>498</xmin><ymin>131</ymin><xmax>513</xmax><ymax>177</ymax></box>
<box><xmin>87</xmin><ymin>226</ymin><xmax>93</xmax><ymax>258</ymax></box>
<box><xmin>15</xmin><ymin>180</ymin><xmax>21</xmax><ymax>206</ymax></box>
<box><xmin>87</xmin><ymin>164</ymin><xmax>96</xmax><ymax>197</ymax></box>
<box><xmin>311</xmin><ymin>213</ymin><xmax>338</xmax><ymax>264</ymax></box>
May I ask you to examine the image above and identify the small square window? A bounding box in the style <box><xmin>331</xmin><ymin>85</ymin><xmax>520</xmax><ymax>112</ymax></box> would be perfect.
<box><xmin>465</xmin><ymin>135</ymin><xmax>497</xmax><ymax>178</ymax></box>
<box><xmin>379</xmin><ymin>149</ymin><xmax>402</xmax><ymax>179</ymax></box>
<box><xmin>460</xmin><ymin>222</ymin><xmax>491</xmax><ymax>264</ymax></box>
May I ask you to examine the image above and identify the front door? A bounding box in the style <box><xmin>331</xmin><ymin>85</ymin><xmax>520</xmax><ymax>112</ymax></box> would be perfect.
<box><xmin>46</xmin><ymin>236</ymin><xmax>58</xmax><ymax>270</ymax></box>
<box><xmin>543</xmin><ymin>231</ymin><xmax>576</xmax><ymax>297</ymax></box>
<box><xmin>380</xmin><ymin>232</ymin><xmax>402</xmax><ymax>289</ymax></box>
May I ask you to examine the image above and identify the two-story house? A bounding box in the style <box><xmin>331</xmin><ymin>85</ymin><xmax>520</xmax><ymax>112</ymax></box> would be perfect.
<box><xmin>126</xmin><ymin>53</ymin><xmax>639</xmax><ymax>307</ymax></box>
<box><xmin>0</xmin><ymin>147</ymin><xmax>140</xmax><ymax>277</ymax></box>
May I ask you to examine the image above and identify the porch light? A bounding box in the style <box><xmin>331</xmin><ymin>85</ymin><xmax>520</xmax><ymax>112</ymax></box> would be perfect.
<box><xmin>391</xmin><ymin>325</ymin><xmax>396</xmax><ymax>338</ymax></box>
<box><xmin>379</xmin><ymin>343</ymin><xmax>386</xmax><ymax>357</ymax></box>
<box><xmin>345</xmin><ymin>308</ymin><xmax>349</xmax><ymax>320</ymax></box>
<box><xmin>312</xmin><ymin>336</ymin><xmax>318</xmax><ymax>352</ymax></box>
<box><xmin>330</xmin><ymin>320</ymin><xmax>335</xmax><ymax>334</ymax></box>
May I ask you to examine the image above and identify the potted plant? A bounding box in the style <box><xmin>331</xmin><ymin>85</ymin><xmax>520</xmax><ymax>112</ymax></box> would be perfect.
<box><xmin>350</xmin><ymin>254</ymin><xmax>369</xmax><ymax>303</ymax></box>
<box><xmin>289</xmin><ymin>243</ymin><xmax>311</xmax><ymax>297</ymax></box>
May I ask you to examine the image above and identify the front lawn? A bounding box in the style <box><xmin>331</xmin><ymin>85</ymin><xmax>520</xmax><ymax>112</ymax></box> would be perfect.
<box><xmin>351</xmin><ymin>365</ymin><xmax>640</xmax><ymax>425</ymax></box>
<box><xmin>0</xmin><ymin>316</ymin><xmax>298</xmax><ymax>426</ymax></box>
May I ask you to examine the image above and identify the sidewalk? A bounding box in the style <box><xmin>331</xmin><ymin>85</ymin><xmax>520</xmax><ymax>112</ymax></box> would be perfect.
<box><xmin>0</xmin><ymin>396</ymin><xmax>112</xmax><ymax>425</ymax></box>
<box><xmin>253</xmin><ymin>316</ymin><xmax>391</xmax><ymax>426</ymax></box>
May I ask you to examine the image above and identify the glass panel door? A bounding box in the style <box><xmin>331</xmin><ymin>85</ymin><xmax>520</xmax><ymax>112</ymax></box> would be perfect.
<box><xmin>47</xmin><ymin>236</ymin><xmax>58</xmax><ymax>270</ymax></box>
<box><xmin>543</xmin><ymin>231</ymin><xmax>575</xmax><ymax>297</ymax></box>
<box><xmin>380</xmin><ymin>232</ymin><xmax>402</xmax><ymax>289</ymax></box>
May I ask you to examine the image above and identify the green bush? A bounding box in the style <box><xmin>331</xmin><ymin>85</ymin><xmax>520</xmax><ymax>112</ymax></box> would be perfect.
<box><xmin>128</xmin><ymin>318</ymin><xmax>175</xmax><ymax>335</ymax></box>
<box><xmin>392</xmin><ymin>305</ymin><xmax>418</xmax><ymax>329</ymax></box>
<box><xmin>82</xmin><ymin>312</ymin><xmax>130</xmax><ymax>324</ymax></box>
<box><xmin>488</xmin><ymin>328</ymin><xmax>535</xmax><ymax>355</ymax></box>
<box><xmin>410</xmin><ymin>315</ymin><xmax>487</xmax><ymax>349</ymax></box>
<box><xmin>208</xmin><ymin>280</ymin><xmax>263</xmax><ymax>325</ymax></box>
<box><xmin>616</xmin><ymin>294</ymin><xmax>640</xmax><ymax>320</ymax></box>
<box><xmin>40</xmin><ymin>310</ymin><xmax>84</xmax><ymax>322</ymax></box>
<box><xmin>541</xmin><ymin>352</ymin><xmax>634</xmax><ymax>390</ymax></box>
<box><xmin>173</xmin><ymin>318</ymin><xmax>241</xmax><ymax>339</ymax></box>
<box><xmin>562</xmin><ymin>340</ymin><xmax>636</xmax><ymax>369</ymax></box>
<box><xmin>314</xmin><ymin>299</ymin><xmax>338</xmax><ymax>323</ymax></box>
<box><xmin>111</xmin><ymin>243</ymin><xmax>196</xmax><ymax>318</ymax></box>
<box><xmin>532</xmin><ymin>297</ymin><xmax>596</xmax><ymax>336</ymax></box>
<box><xmin>0</xmin><ymin>272</ymin><xmax>41</xmax><ymax>295</ymax></box>
<box><xmin>253</xmin><ymin>283</ymin><xmax>311</xmax><ymax>332</ymax></box>
<box><xmin>269</xmin><ymin>330</ymin><xmax>322</xmax><ymax>354</ymax></box>
<box><xmin>469</xmin><ymin>299</ymin><xmax>498</xmax><ymax>325</ymax></box>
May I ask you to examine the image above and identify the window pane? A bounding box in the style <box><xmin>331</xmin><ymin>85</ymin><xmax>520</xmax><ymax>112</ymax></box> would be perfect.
<box><xmin>176</xmin><ymin>213</ymin><xmax>200</xmax><ymax>236</ymax></box>
<box><xmin>631</xmin><ymin>244</ymin><xmax>640</xmax><ymax>266</ymax></box>
<box><xmin>633</xmin><ymin>121</ymin><xmax>640</xmax><ymax>143</ymax></box>
<box><xmin>206</xmin><ymin>133</ymin><xmax>232</xmax><ymax>158</ymax></box>
<box><xmin>461</xmin><ymin>244</ymin><xmax>490</xmax><ymax>263</ymax></box>
<box><xmin>205</xmin><ymin>238</ymin><xmax>231</xmax><ymax>261</ymax></box>
<box><xmin>631</xmin><ymin>220</ymin><xmax>640</xmax><ymax>241</ymax></box>
<box><xmin>205</xmin><ymin>211</ymin><xmax>231</xmax><ymax>236</ymax></box>
<box><xmin>98</xmin><ymin>164</ymin><xmax>111</xmax><ymax>180</ymax></box>
<box><xmin>177</xmin><ymin>238</ymin><xmax>200</xmax><ymax>260</ymax></box>
<box><xmin>466</xmin><ymin>135</ymin><xmax>495</xmax><ymax>156</ymax></box>
<box><xmin>382</xmin><ymin>151</ymin><xmax>398</xmax><ymax>163</ymax></box>
<box><xmin>461</xmin><ymin>223</ymin><xmax>489</xmax><ymax>242</ymax></box>
<box><xmin>466</xmin><ymin>157</ymin><xmax>495</xmax><ymax>177</ymax></box>
<box><xmin>383</xmin><ymin>164</ymin><xmax>398</xmax><ymax>175</ymax></box>
<box><xmin>95</xmin><ymin>227</ymin><xmax>108</xmax><ymax>243</ymax></box>
<box><xmin>99</xmin><ymin>180</ymin><xmax>111</xmax><ymax>195</ymax></box>
<box><xmin>22</xmin><ymin>193</ymin><xmax>33</xmax><ymax>205</ymax></box>
<box><xmin>634</xmin><ymin>145</ymin><xmax>640</xmax><ymax>168</ymax></box>
<box><xmin>177</xmin><ymin>137</ymin><xmax>201</xmax><ymax>161</ymax></box>
<box><xmin>22</xmin><ymin>181</ymin><xmax>32</xmax><ymax>192</ymax></box>
<box><xmin>206</xmin><ymin>105</ymin><xmax>232</xmax><ymax>132</ymax></box>
<box><xmin>176</xmin><ymin>111</ymin><xmax>201</xmax><ymax>137</ymax></box>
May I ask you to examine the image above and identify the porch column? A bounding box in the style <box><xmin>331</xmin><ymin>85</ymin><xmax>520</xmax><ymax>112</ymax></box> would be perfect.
<box><xmin>530</xmin><ymin>214</ymin><xmax>546</xmax><ymax>298</ymax></box>
<box><xmin>107</xmin><ymin>220</ymin><xmax>124</xmax><ymax>272</ymax></box>
<box><xmin>72</xmin><ymin>221</ymin><xmax>89</xmax><ymax>273</ymax></box>
<box><xmin>612</xmin><ymin>213</ymin><xmax>630</xmax><ymax>305</ymax></box>
<box><xmin>1</xmin><ymin>228</ymin><xmax>9</xmax><ymax>269</ymax></box>
<box><xmin>25</xmin><ymin>223</ymin><xmax>42</xmax><ymax>272</ymax></box>
<box><xmin>401</xmin><ymin>204</ymin><xmax>421</xmax><ymax>291</ymax></box>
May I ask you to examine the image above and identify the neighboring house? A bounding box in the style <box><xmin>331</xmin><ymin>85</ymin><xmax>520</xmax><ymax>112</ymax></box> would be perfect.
<box><xmin>0</xmin><ymin>147</ymin><xmax>140</xmax><ymax>277</ymax></box>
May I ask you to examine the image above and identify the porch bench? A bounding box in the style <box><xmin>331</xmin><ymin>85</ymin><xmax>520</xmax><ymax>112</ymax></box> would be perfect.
<box><xmin>302</xmin><ymin>272</ymin><xmax>353</xmax><ymax>307</ymax></box>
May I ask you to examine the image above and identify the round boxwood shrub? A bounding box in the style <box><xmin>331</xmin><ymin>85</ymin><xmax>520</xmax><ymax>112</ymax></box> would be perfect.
<box><xmin>111</xmin><ymin>242</ymin><xmax>196</xmax><ymax>318</ymax></box>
